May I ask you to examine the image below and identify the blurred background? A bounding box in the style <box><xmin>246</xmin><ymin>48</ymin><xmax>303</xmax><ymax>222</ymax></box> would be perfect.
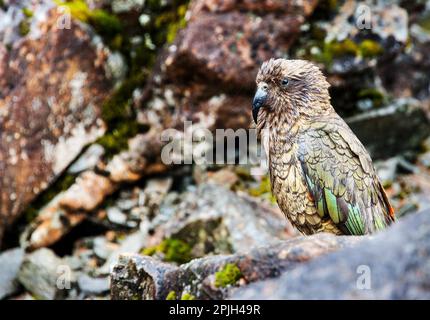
<box><xmin>0</xmin><ymin>0</ymin><xmax>429</xmax><ymax>300</ymax></box>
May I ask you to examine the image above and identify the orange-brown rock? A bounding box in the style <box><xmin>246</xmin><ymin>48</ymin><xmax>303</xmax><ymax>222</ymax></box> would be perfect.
<box><xmin>0</xmin><ymin>6</ymin><xmax>114</xmax><ymax>243</ymax></box>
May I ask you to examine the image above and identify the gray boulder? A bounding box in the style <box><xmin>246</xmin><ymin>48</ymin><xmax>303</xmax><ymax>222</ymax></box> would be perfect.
<box><xmin>233</xmin><ymin>209</ymin><xmax>430</xmax><ymax>299</ymax></box>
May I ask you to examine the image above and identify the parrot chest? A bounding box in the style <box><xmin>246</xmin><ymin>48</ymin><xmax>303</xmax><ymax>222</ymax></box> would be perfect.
<box><xmin>265</xmin><ymin>132</ymin><xmax>338</xmax><ymax>235</ymax></box>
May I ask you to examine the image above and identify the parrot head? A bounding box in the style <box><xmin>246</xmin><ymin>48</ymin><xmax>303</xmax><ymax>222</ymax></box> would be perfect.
<box><xmin>252</xmin><ymin>59</ymin><xmax>331</xmax><ymax>125</ymax></box>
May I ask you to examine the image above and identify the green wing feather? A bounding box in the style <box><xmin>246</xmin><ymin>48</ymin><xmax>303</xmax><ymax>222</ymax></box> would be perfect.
<box><xmin>299</xmin><ymin>118</ymin><xmax>395</xmax><ymax>235</ymax></box>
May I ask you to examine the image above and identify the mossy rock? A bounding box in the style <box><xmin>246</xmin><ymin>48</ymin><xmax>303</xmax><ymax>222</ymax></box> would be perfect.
<box><xmin>165</xmin><ymin>290</ymin><xmax>195</xmax><ymax>300</ymax></box>
<box><xmin>359</xmin><ymin>39</ymin><xmax>384</xmax><ymax>58</ymax></box>
<box><xmin>55</xmin><ymin>1</ymin><xmax>122</xmax><ymax>38</ymax></box>
<box><xmin>166</xmin><ymin>290</ymin><xmax>177</xmax><ymax>300</ymax></box>
<box><xmin>357</xmin><ymin>88</ymin><xmax>386</xmax><ymax>109</ymax></box>
<box><xmin>18</xmin><ymin>20</ymin><xmax>31</xmax><ymax>36</ymax></box>
<box><xmin>214</xmin><ymin>263</ymin><xmax>242</xmax><ymax>288</ymax></box>
<box><xmin>22</xmin><ymin>7</ymin><xmax>34</xmax><ymax>18</ymax></box>
<box><xmin>141</xmin><ymin>238</ymin><xmax>193</xmax><ymax>264</ymax></box>
<box><xmin>180</xmin><ymin>292</ymin><xmax>196</xmax><ymax>300</ymax></box>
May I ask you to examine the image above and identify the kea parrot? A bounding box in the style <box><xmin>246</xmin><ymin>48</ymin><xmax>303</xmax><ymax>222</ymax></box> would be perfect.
<box><xmin>252</xmin><ymin>59</ymin><xmax>395</xmax><ymax>235</ymax></box>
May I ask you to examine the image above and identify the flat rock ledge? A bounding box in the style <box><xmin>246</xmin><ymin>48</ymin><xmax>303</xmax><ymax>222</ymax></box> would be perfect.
<box><xmin>110</xmin><ymin>233</ymin><xmax>360</xmax><ymax>300</ymax></box>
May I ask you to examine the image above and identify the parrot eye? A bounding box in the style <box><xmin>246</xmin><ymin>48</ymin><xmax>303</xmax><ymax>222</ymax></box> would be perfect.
<box><xmin>281</xmin><ymin>78</ymin><xmax>289</xmax><ymax>87</ymax></box>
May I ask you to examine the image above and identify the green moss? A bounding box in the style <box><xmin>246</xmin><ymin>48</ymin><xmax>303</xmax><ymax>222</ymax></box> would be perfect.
<box><xmin>97</xmin><ymin>120</ymin><xmax>145</xmax><ymax>156</ymax></box>
<box><xmin>234</xmin><ymin>166</ymin><xmax>254</xmax><ymax>181</ymax></box>
<box><xmin>89</xmin><ymin>9</ymin><xmax>122</xmax><ymax>36</ymax></box>
<box><xmin>96</xmin><ymin>73</ymin><xmax>148</xmax><ymax>157</ymax></box>
<box><xmin>166</xmin><ymin>291</ymin><xmax>177</xmax><ymax>300</ymax></box>
<box><xmin>418</xmin><ymin>13</ymin><xmax>430</xmax><ymax>32</ymax></box>
<box><xmin>214</xmin><ymin>263</ymin><xmax>242</xmax><ymax>288</ymax></box>
<box><xmin>19</xmin><ymin>20</ymin><xmax>31</xmax><ymax>36</ymax></box>
<box><xmin>165</xmin><ymin>4</ymin><xmax>188</xmax><ymax>43</ymax></box>
<box><xmin>312</xmin><ymin>38</ymin><xmax>384</xmax><ymax>67</ymax></box>
<box><xmin>181</xmin><ymin>292</ymin><xmax>195</xmax><ymax>300</ymax></box>
<box><xmin>131</xmin><ymin>294</ymin><xmax>142</xmax><ymax>300</ymax></box>
<box><xmin>358</xmin><ymin>88</ymin><xmax>385</xmax><ymax>108</ymax></box>
<box><xmin>328</xmin><ymin>39</ymin><xmax>359</xmax><ymax>57</ymax></box>
<box><xmin>22</xmin><ymin>7</ymin><xmax>34</xmax><ymax>18</ymax></box>
<box><xmin>54</xmin><ymin>1</ymin><xmax>122</xmax><ymax>40</ymax></box>
<box><xmin>359</xmin><ymin>40</ymin><xmax>384</xmax><ymax>58</ymax></box>
<box><xmin>141</xmin><ymin>238</ymin><xmax>193</xmax><ymax>264</ymax></box>
<box><xmin>248</xmin><ymin>176</ymin><xmax>276</xmax><ymax>204</ymax></box>
<box><xmin>146</xmin><ymin>0</ymin><xmax>189</xmax><ymax>45</ymax></box>
<box><xmin>54</xmin><ymin>0</ymin><xmax>89</xmax><ymax>22</ymax></box>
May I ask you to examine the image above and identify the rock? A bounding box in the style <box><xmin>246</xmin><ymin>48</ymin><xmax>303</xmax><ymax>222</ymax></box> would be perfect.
<box><xmin>111</xmin><ymin>254</ymin><xmax>178</xmax><ymax>300</ymax></box>
<box><xmin>0</xmin><ymin>1</ymin><xmax>115</xmax><ymax>244</ymax></box>
<box><xmin>98</xmin><ymin>231</ymin><xmax>147</xmax><ymax>275</ymax></box>
<box><xmin>103</xmin><ymin>182</ymin><xmax>292</xmax><ymax>276</ymax></box>
<box><xmin>107</xmin><ymin>207</ymin><xmax>128</xmax><ymax>226</ymax></box>
<box><xmin>0</xmin><ymin>248</ymin><xmax>24</xmax><ymax>299</ymax></box>
<box><xmin>164</xmin><ymin>0</ymin><xmax>318</xmax><ymax>90</ymax></box>
<box><xmin>346</xmin><ymin>99</ymin><xmax>430</xmax><ymax>159</ymax></box>
<box><xmin>21</xmin><ymin>194</ymin><xmax>86</xmax><ymax>250</ymax></box>
<box><xmin>23</xmin><ymin>171</ymin><xmax>171</xmax><ymax>251</ymax></box>
<box><xmin>77</xmin><ymin>274</ymin><xmax>110</xmax><ymax>295</ymax></box>
<box><xmin>105</xmin><ymin>130</ymin><xmax>168</xmax><ymax>183</ymax></box>
<box><xmin>111</xmin><ymin>0</ymin><xmax>145</xmax><ymax>14</ymax></box>
<box><xmin>68</xmin><ymin>144</ymin><xmax>105</xmax><ymax>174</ymax></box>
<box><xmin>110</xmin><ymin>234</ymin><xmax>361</xmax><ymax>300</ymax></box>
<box><xmin>397</xmin><ymin>174</ymin><xmax>430</xmax><ymax>215</ymax></box>
<box><xmin>18</xmin><ymin>248</ymin><xmax>75</xmax><ymax>300</ymax></box>
<box><xmin>146</xmin><ymin>184</ymin><xmax>294</xmax><ymax>258</ymax></box>
<box><xmin>59</xmin><ymin>172</ymin><xmax>116</xmax><ymax>212</ymax></box>
<box><xmin>206</xmin><ymin>168</ymin><xmax>239</xmax><ymax>188</ymax></box>
<box><xmin>232</xmin><ymin>210</ymin><xmax>430</xmax><ymax>299</ymax></box>
<box><xmin>374</xmin><ymin>157</ymin><xmax>399</xmax><ymax>186</ymax></box>
<box><xmin>93</xmin><ymin>236</ymin><xmax>119</xmax><ymax>261</ymax></box>
<box><xmin>418</xmin><ymin>151</ymin><xmax>430</xmax><ymax>168</ymax></box>
<box><xmin>325</xmin><ymin>0</ymin><xmax>409</xmax><ymax>44</ymax></box>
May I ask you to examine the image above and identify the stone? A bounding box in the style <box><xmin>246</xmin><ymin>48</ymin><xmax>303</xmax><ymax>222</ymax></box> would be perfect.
<box><xmin>146</xmin><ymin>184</ymin><xmax>294</xmax><ymax>258</ymax></box>
<box><xmin>0</xmin><ymin>1</ymin><xmax>115</xmax><ymax>244</ymax></box>
<box><xmin>325</xmin><ymin>1</ymin><xmax>409</xmax><ymax>43</ymax></box>
<box><xmin>346</xmin><ymin>99</ymin><xmax>430</xmax><ymax>159</ymax></box>
<box><xmin>374</xmin><ymin>157</ymin><xmax>399</xmax><ymax>186</ymax></box>
<box><xmin>233</xmin><ymin>210</ymin><xmax>430</xmax><ymax>299</ymax></box>
<box><xmin>77</xmin><ymin>274</ymin><xmax>110</xmax><ymax>295</ymax></box>
<box><xmin>59</xmin><ymin>172</ymin><xmax>116</xmax><ymax>212</ymax></box>
<box><xmin>98</xmin><ymin>231</ymin><xmax>147</xmax><ymax>275</ymax></box>
<box><xmin>0</xmin><ymin>248</ymin><xmax>24</xmax><ymax>299</ymax></box>
<box><xmin>110</xmin><ymin>234</ymin><xmax>361</xmax><ymax>300</ymax></box>
<box><xmin>111</xmin><ymin>254</ymin><xmax>177</xmax><ymax>300</ymax></box>
<box><xmin>164</xmin><ymin>0</ymin><xmax>319</xmax><ymax>90</ymax></box>
<box><xmin>68</xmin><ymin>144</ymin><xmax>105</xmax><ymax>174</ymax></box>
<box><xmin>18</xmin><ymin>248</ymin><xmax>75</xmax><ymax>300</ymax></box>
<box><xmin>107</xmin><ymin>207</ymin><xmax>128</xmax><ymax>226</ymax></box>
<box><xmin>21</xmin><ymin>194</ymin><xmax>86</xmax><ymax>250</ymax></box>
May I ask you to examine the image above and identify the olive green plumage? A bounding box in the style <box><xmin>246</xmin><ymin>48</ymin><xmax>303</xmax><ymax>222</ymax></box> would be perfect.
<box><xmin>253</xmin><ymin>59</ymin><xmax>395</xmax><ymax>235</ymax></box>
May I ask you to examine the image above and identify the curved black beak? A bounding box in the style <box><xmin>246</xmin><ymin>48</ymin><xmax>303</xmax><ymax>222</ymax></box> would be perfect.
<box><xmin>252</xmin><ymin>87</ymin><xmax>267</xmax><ymax>124</ymax></box>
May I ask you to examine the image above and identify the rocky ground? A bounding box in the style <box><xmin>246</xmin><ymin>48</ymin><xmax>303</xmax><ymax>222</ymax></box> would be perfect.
<box><xmin>0</xmin><ymin>0</ymin><xmax>430</xmax><ymax>300</ymax></box>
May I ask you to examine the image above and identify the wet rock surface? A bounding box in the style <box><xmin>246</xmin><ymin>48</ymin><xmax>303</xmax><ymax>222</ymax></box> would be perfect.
<box><xmin>233</xmin><ymin>209</ymin><xmax>430</xmax><ymax>300</ymax></box>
